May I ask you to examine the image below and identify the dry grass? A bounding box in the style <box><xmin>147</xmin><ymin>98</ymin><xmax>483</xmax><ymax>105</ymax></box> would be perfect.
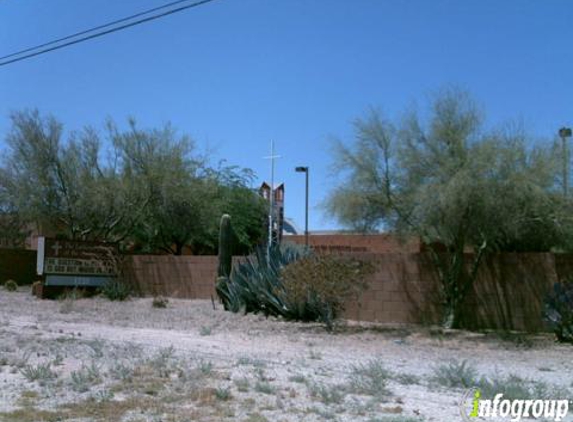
<box><xmin>0</xmin><ymin>291</ymin><xmax>570</xmax><ymax>422</ymax></box>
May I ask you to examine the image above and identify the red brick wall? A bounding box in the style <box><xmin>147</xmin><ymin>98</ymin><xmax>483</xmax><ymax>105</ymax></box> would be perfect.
<box><xmin>286</xmin><ymin>234</ymin><xmax>420</xmax><ymax>253</ymax></box>
<box><xmin>124</xmin><ymin>255</ymin><xmax>218</xmax><ymax>299</ymax></box>
<box><xmin>123</xmin><ymin>252</ymin><xmax>565</xmax><ymax>332</ymax></box>
<box><xmin>344</xmin><ymin>253</ymin><xmax>438</xmax><ymax>325</ymax></box>
<box><xmin>345</xmin><ymin>252</ymin><xmax>560</xmax><ymax>332</ymax></box>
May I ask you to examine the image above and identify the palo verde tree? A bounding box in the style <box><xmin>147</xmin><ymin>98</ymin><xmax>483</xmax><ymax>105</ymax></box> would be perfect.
<box><xmin>326</xmin><ymin>88</ymin><xmax>573</xmax><ymax>329</ymax></box>
<box><xmin>109</xmin><ymin>118</ymin><xmax>215</xmax><ymax>254</ymax></box>
<box><xmin>0</xmin><ymin>110</ymin><xmax>266</xmax><ymax>254</ymax></box>
<box><xmin>0</xmin><ymin>110</ymin><xmax>144</xmax><ymax>242</ymax></box>
<box><xmin>113</xmin><ymin>122</ymin><xmax>266</xmax><ymax>255</ymax></box>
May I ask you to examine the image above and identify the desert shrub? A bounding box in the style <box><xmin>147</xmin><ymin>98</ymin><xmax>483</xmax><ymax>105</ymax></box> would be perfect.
<box><xmin>281</xmin><ymin>254</ymin><xmax>374</xmax><ymax>330</ymax></box>
<box><xmin>234</xmin><ymin>377</ymin><xmax>250</xmax><ymax>392</ymax></box>
<box><xmin>544</xmin><ymin>279</ymin><xmax>573</xmax><ymax>343</ymax></box>
<box><xmin>216</xmin><ymin>244</ymin><xmax>373</xmax><ymax>330</ymax></box>
<box><xmin>431</xmin><ymin>359</ymin><xmax>478</xmax><ymax>389</ymax></box>
<box><xmin>70</xmin><ymin>362</ymin><xmax>101</xmax><ymax>392</ymax></box>
<box><xmin>215</xmin><ymin>387</ymin><xmax>232</xmax><ymax>401</ymax></box>
<box><xmin>393</xmin><ymin>372</ymin><xmax>421</xmax><ymax>385</ymax></box>
<box><xmin>288</xmin><ymin>374</ymin><xmax>307</xmax><ymax>384</ymax></box>
<box><xmin>307</xmin><ymin>382</ymin><xmax>347</xmax><ymax>404</ymax></box>
<box><xmin>476</xmin><ymin>374</ymin><xmax>571</xmax><ymax>400</ymax></box>
<box><xmin>254</xmin><ymin>381</ymin><xmax>276</xmax><ymax>395</ymax></box>
<box><xmin>109</xmin><ymin>362</ymin><xmax>134</xmax><ymax>381</ymax></box>
<box><xmin>4</xmin><ymin>279</ymin><xmax>17</xmax><ymax>292</ymax></box>
<box><xmin>348</xmin><ymin>359</ymin><xmax>392</xmax><ymax>397</ymax></box>
<box><xmin>31</xmin><ymin>280</ymin><xmax>42</xmax><ymax>296</ymax></box>
<box><xmin>431</xmin><ymin>359</ymin><xmax>571</xmax><ymax>399</ymax></box>
<box><xmin>152</xmin><ymin>296</ymin><xmax>169</xmax><ymax>308</ymax></box>
<box><xmin>199</xmin><ymin>325</ymin><xmax>212</xmax><ymax>336</ymax></box>
<box><xmin>198</xmin><ymin>360</ymin><xmax>213</xmax><ymax>375</ymax></box>
<box><xmin>100</xmin><ymin>278</ymin><xmax>131</xmax><ymax>301</ymax></box>
<box><xmin>20</xmin><ymin>362</ymin><xmax>56</xmax><ymax>384</ymax></box>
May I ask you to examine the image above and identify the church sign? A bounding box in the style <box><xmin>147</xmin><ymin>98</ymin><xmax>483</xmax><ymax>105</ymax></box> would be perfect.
<box><xmin>37</xmin><ymin>237</ymin><xmax>118</xmax><ymax>287</ymax></box>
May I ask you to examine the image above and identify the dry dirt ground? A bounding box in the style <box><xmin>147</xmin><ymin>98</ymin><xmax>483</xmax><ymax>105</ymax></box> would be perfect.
<box><xmin>0</xmin><ymin>288</ymin><xmax>572</xmax><ymax>422</ymax></box>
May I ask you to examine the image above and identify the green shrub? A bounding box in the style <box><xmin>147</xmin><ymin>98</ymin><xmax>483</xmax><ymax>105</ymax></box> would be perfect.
<box><xmin>100</xmin><ymin>278</ymin><xmax>131</xmax><ymax>301</ymax></box>
<box><xmin>544</xmin><ymin>279</ymin><xmax>573</xmax><ymax>343</ymax></box>
<box><xmin>4</xmin><ymin>279</ymin><xmax>18</xmax><ymax>292</ymax></box>
<box><xmin>281</xmin><ymin>254</ymin><xmax>374</xmax><ymax>330</ymax></box>
<box><xmin>216</xmin><ymin>244</ymin><xmax>373</xmax><ymax>330</ymax></box>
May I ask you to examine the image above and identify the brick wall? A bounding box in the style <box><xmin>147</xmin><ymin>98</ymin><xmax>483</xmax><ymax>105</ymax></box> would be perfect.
<box><xmin>345</xmin><ymin>252</ymin><xmax>561</xmax><ymax>332</ymax></box>
<box><xmin>0</xmin><ymin>248</ymin><xmax>37</xmax><ymax>285</ymax></box>
<box><xmin>122</xmin><ymin>252</ymin><xmax>566</xmax><ymax>332</ymax></box>
<box><xmin>344</xmin><ymin>253</ymin><xmax>438</xmax><ymax>325</ymax></box>
<box><xmin>124</xmin><ymin>255</ymin><xmax>218</xmax><ymax>299</ymax></box>
<box><xmin>286</xmin><ymin>233</ymin><xmax>420</xmax><ymax>253</ymax></box>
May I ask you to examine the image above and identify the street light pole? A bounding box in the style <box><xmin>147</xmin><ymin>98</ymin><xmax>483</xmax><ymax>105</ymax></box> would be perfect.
<box><xmin>559</xmin><ymin>127</ymin><xmax>572</xmax><ymax>198</ymax></box>
<box><xmin>295</xmin><ymin>166</ymin><xmax>309</xmax><ymax>248</ymax></box>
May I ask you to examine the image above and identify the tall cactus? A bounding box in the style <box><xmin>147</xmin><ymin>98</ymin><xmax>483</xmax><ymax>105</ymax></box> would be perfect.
<box><xmin>218</xmin><ymin>214</ymin><xmax>233</xmax><ymax>279</ymax></box>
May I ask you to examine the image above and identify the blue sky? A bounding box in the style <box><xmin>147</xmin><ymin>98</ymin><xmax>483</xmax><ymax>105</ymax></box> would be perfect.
<box><xmin>1</xmin><ymin>0</ymin><xmax>572</xmax><ymax>231</ymax></box>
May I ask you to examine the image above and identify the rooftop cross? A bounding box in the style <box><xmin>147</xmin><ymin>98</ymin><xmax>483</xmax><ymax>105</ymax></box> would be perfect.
<box><xmin>263</xmin><ymin>140</ymin><xmax>281</xmax><ymax>252</ymax></box>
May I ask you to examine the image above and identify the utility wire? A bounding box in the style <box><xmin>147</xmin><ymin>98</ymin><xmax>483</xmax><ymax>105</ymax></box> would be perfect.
<box><xmin>0</xmin><ymin>0</ymin><xmax>199</xmax><ymax>62</ymax></box>
<box><xmin>0</xmin><ymin>0</ymin><xmax>218</xmax><ymax>67</ymax></box>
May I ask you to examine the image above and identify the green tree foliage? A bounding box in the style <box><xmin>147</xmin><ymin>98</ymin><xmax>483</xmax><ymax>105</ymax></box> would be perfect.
<box><xmin>0</xmin><ymin>110</ymin><xmax>140</xmax><ymax>242</ymax></box>
<box><xmin>0</xmin><ymin>182</ymin><xmax>28</xmax><ymax>248</ymax></box>
<box><xmin>0</xmin><ymin>110</ymin><xmax>266</xmax><ymax>254</ymax></box>
<box><xmin>211</xmin><ymin>165</ymin><xmax>267</xmax><ymax>255</ymax></box>
<box><xmin>109</xmin><ymin>118</ymin><xmax>215</xmax><ymax>254</ymax></box>
<box><xmin>326</xmin><ymin>88</ymin><xmax>573</xmax><ymax>328</ymax></box>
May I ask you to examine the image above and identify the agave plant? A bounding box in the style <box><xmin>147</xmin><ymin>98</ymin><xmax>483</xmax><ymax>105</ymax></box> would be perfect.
<box><xmin>215</xmin><ymin>243</ymin><xmax>310</xmax><ymax>317</ymax></box>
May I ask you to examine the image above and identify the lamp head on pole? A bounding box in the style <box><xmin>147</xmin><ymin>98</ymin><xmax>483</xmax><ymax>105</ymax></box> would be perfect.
<box><xmin>295</xmin><ymin>166</ymin><xmax>308</xmax><ymax>173</ymax></box>
<box><xmin>559</xmin><ymin>127</ymin><xmax>572</xmax><ymax>138</ymax></box>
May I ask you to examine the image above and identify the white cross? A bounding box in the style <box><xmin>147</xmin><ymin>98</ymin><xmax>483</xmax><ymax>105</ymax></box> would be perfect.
<box><xmin>51</xmin><ymin>241</ymin><xmax>62</xmax><ymax>256</ymax></box>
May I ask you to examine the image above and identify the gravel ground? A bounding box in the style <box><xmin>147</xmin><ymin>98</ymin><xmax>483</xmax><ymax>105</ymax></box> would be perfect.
<box><xmin>0</xmin><ymin>289</ymin><xmax>571</xmax><ymax>422</ymax></box>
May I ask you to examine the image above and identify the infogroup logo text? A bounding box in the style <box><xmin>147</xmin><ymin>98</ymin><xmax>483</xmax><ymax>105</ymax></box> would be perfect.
<box><xmin>460</xmin><ymin>389</ymin><xmax>570</xmax><ymax>422</ymax></box>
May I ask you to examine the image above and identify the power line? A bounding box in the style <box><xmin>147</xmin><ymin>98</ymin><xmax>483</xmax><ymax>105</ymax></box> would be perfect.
<box><xmin>0</xmin><ymin>0</ymin><xmax>218</xmax><ymax>67</ymax></box>
<box><xmin>0</xmin><ymin>0</ymin><xmax>200</xmax><ymax>62</ymax></box>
